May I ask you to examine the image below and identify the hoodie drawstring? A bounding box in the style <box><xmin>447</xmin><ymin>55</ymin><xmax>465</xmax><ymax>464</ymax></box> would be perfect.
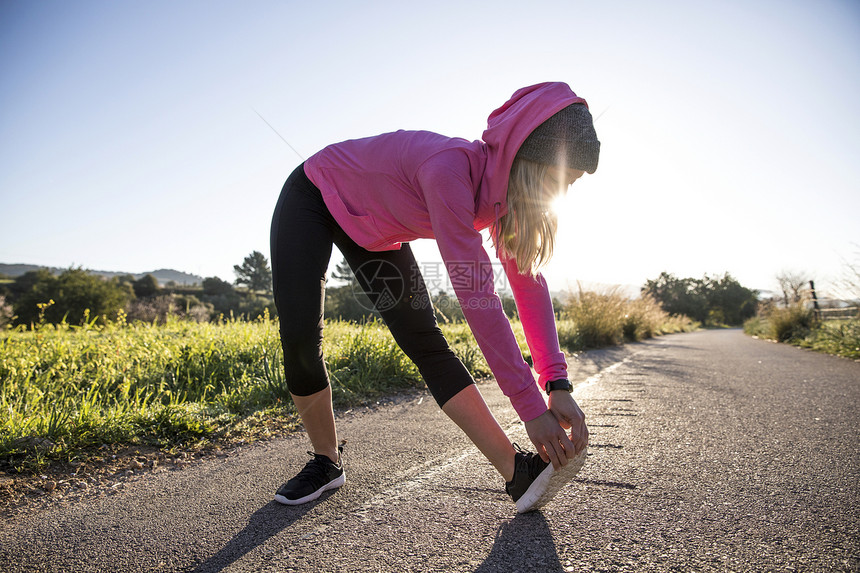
<box><xmin>492</xmin><ymin>201</ymin><xmax>502</xmax><ymax>259</ymax></box>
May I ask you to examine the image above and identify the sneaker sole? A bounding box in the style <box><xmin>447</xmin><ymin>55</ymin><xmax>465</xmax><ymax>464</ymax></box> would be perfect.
<box><xmin>515</xmin><ymin>447</ymin><xmax>587</xmax><ymax>513</ymax></box>
<box><xmin>273</xmin><ymin>473</ymin><xmax>345</xmax><ymax>506</ymax></box>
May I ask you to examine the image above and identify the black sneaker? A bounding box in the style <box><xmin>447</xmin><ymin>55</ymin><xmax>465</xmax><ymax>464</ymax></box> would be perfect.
<box><xmin>505</xmin><ymin>443</ymin><xmax>587</xmax><ymax>513</ymax></box>
<box><xmin>274</xmin><ymin>447</ymin><xmax>345</xmax><ymax>505</ymax></box>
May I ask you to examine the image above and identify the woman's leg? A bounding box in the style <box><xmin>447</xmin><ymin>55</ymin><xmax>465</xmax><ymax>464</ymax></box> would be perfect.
<box><xmin>441</xmin><ymin>385</ymin><xmax>516</xmax><ymax>482</ymax></box>
<box><xmin>270</xmin><ymin>165</ymin><xmax>340</xmax><ymax>462</ymax></box>
<box><xmin>290</xmin><ymin>387</ymin><xmax>339</xmax><ymax>463</ymax></box>
<box><xmin>336</xmin><ymin>242</ymin><xmax>516</xmax><ymax>481</ymax></box>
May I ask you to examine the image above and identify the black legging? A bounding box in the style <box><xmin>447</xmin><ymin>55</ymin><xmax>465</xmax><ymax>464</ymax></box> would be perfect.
<box><xmin>270</xmin><ymin>164</ymin><xmax>475</xmax><ymax>407</ymax></box>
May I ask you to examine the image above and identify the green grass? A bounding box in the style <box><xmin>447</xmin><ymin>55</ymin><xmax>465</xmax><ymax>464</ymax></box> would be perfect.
<box><xmin>1</xmin><ymin>293</ymin><xmax>696</xmax><ymax>473</ymax></box>
<box><xmin>1</xmin><ymin>315</ymin><xmax>291</xmax><ymax>472</ymax></box>
<box><xmin>796</xmin><ymin>320</ymin><xmax>860</xmax><ymax>359</ymax></box>
<box><xmin>325</xmin><ymin>321</ymin><xmax>423</xmax><ymax>403</ymax></box>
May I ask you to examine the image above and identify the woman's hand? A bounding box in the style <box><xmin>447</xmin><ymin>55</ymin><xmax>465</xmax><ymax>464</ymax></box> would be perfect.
<box><xmin>524</xmin><ymin>410</ymin><xmax>577</xmax><ymax>469</ymax></box>
<box><xmin>548</xmin><ymin>391</ymin><xmax>588</xmax><ymax>456</ymax></box>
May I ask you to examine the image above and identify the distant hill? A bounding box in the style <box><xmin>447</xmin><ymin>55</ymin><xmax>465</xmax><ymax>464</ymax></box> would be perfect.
<box><xmin>0</xmin><ymin>264</ymin><xmax>205</xmax><ymax>286</ymax></box>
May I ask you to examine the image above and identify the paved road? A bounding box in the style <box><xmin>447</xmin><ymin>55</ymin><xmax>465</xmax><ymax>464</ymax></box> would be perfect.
<box><xmin>1</xmin><ymin>330</ymin><xmax>858</xmax><ymax>572</ymax></box>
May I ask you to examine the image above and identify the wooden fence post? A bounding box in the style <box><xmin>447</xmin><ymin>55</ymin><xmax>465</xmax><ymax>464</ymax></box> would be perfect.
<box><xmin>810</xmin><ymin>280</ymin><xmax>820</xmax><ymax>319</ymax></box>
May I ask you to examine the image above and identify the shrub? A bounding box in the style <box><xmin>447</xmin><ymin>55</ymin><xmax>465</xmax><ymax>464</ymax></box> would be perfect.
<box><xmin>743</xmin><ymin>315</ymin><xmax>767</xmax><ymax>337</ymax></box>
<box><xmin>125</xmin><ymin>294</ymin><xmax>214</xmax><ymax>324</ymax></box>
<box><xmin>0</xmin><ymin>295</ymin><xmax>13</xmax><ymax>328</ymax></box>
<box><xmin>744</xmin><ymin>304</ymin><xmax>815</xmax><ymax>342</ymax></box>
<box><xmin>768</xmin><ymin>305</ymin><xmax>816</xmax><ymax>342</ymax></box>
<box><xmin>125</xmin><ymin>295</ymin><xmax>179</xmax><ymax>324</ymax></box>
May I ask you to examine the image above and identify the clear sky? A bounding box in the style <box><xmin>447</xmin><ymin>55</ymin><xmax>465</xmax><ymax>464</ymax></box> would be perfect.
<box><xmin>2</xmin><ymin>0</ymin><xmax>858</xmax><ymax>298</ymax></box>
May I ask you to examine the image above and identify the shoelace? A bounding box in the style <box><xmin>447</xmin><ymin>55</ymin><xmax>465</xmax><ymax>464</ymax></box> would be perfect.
<box><xmin>295</xmin><ymin>452</ymin><xmax>337</xmax><ymax>481</ymax></box>
<box><xmin>512</xmin><ymin>443</ymin><xmax>547</xmax><ymax>480</ymax></box>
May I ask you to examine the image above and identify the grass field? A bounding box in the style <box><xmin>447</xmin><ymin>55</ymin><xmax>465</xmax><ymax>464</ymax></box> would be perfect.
<box><xmin>1</xmin><ymin>294</ymin><xmax>696</xmax><ymax>473</ymax></box>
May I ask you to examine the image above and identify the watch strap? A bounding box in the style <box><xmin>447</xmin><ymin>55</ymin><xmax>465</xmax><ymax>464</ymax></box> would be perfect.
<box><xmin>544</xmin><ymin>378</ymin><xmax>573</xmax><ymax>394</ymax></box>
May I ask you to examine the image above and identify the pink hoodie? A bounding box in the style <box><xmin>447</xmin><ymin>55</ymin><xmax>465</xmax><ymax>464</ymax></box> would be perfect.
<box><xmin>305</xmin><ymin>82</ymin><xmax>586</xmax><ymax>421</ymax></box>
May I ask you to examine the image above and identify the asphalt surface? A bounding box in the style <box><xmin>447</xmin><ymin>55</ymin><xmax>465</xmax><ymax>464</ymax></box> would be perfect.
<box><xmin>1</xmin><ymin>329</ymin><xmax>858</xmax><ymax>572</ymax></box>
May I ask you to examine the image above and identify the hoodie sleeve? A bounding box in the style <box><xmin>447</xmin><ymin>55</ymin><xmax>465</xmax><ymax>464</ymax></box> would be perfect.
<box><xmin>501</xmin><ymin>257</ymin><xmax>569</xmax><ymax>389</ymax></box>
<box><xmin>416</xmin><ymin>153</ymin><xmax>548</xmax><ymax>422</ymax></box>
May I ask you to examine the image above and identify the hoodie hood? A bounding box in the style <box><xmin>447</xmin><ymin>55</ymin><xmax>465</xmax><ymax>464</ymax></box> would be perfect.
<box><xmin>473</xmin><ymin>82</ymin><xmax>587</xmax><ymax>229</ymax></box>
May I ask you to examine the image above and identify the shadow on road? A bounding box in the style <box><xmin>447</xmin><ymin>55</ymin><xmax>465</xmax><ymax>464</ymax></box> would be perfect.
<box><xmin>475</xmin><ymin>512</ymin><xmax>566</xmax><ymax>573</ymax></box>
<box><xmin>188</xmin><ymin>499</ymin><xmax>317</xmax><ymax>572</ymax></box>
<box><xmin>568</xmin><ymin>345</ymin><xmax>636</xmax><ymax>378</ymax></box>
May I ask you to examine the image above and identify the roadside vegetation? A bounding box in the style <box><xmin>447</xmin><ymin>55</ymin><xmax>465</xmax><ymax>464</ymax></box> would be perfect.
<box><xmin>0</xmin><ymin>284</ymin><xmax>696</xmax><ymax>474</ymax></box>
<box><xmin>0</xmin><ymin>253</ymin><xmax>277</xmax><ymax>330</ymax></box>
<box><xmin>744</xmin><ymin>308</ymin><xmax>860</xmax><ymax>360</ymax></box>
<box><xmin>743</xmin><ymin>262</ymin><xmax>860</xmax><ymax>360</ymax></box>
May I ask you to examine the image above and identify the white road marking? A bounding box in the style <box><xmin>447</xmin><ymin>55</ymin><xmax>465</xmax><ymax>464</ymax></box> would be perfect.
<box><xmin>351</xmin><ymin>450</ymin><xmax>478</xmax><ymax>519</ymax></box>
<box><xmin>346</xmin><ymin>353</ymin><xmax>639</xmax><ymax>517</ymax></box>
<box><xmin>573</xmin><ymin>352</ymin><xmax>640</xmax><ymax>396</ymax></box>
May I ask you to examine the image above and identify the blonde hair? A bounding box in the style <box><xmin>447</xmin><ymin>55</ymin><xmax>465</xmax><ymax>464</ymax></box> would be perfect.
<box><xmin>493</xmin><ymin>158</ymin><xmax>558</xmax><ymax>276</ymax></box>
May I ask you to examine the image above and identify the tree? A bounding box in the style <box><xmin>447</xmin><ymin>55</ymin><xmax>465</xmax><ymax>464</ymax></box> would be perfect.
<box><xmin>641</xmin><ymin>272</ymin><xmax>708</xmax><ymax>323</ymax></box>
<box><xmin>12</xmin><ymin>268</ymin><xmax>132</xmax><ymax>326</ymax></box>
<box><xmin>133</xmin><ymin>274</ymin><xmax>160</xmax><ymax>298</ymax></box>
<box><xmin>642</xmin><ymin>271</ymin><xmax>758</xmax><ymax>326</ymax></box>
<box><xmin>331</xmin><ymin>258</ymin><xmax>357</xmax><ymax>286</ymax></box>
<box><xmin>833</xmin><ymin>244</ymin><xmax>860</xmax><ymax>302</ymax></box>
<box><xmin>202</xmin><ymin>276</ymin><xmax>235</xmax><ymax>296</ymax></box>
<box><xmin>9</xmin><ymin>269</ymin><xmax>54</xmax><ymax>300</ymax></box>
<box><xmin>701</xmin><ymin>273</ymin><xmax>758</xmax><ymax>325</ymax></box>
<box><xmin>10</xmin><ymin>270</ymin><xmax>57</xmax><ymax>325</ymax></box>
<box><xmin>234</xmin><ymin>251</ymin><xmax>272</xmax><ymax>293</ymax></box>
<box><xmin>775</xmin><ymin>270</ymin><xmax>810</xmax><ymax>306</ymax></box>
<box><xmin>117</xmin><ymin>274</ymin><xmax>136</xmax><ymax>286</ymax></box>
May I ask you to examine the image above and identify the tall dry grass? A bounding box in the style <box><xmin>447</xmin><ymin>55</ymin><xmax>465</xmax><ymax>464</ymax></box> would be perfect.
<box><xmin>561</xmin><ymin>286</ymin><xmax>695</xmax><ymax>348</ymax></box>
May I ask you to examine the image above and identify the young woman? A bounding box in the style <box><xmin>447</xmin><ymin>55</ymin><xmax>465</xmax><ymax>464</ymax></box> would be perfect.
<box><xmin>270</xmin><ymin>82</ymin><xmax>599</xmax><ymax>513</ymax></box>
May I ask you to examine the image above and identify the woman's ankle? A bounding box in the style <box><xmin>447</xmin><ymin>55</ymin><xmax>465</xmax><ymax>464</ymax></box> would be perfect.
<box><xmin>501</xmin><ymin>453</ymin><xmax>516</xmax><ymax>483</ymax></box>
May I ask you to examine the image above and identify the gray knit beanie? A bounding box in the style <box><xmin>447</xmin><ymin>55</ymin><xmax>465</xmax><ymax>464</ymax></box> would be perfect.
<box><xmin>516</xmin><ymin>103</ymin><xmax>600</xmax><ymax>174</ymax></box>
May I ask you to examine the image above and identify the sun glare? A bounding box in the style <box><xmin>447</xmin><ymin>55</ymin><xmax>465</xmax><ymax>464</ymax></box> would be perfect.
<box><xmin>550</xmin><ymin>192</ymin><xmax>569</xmax><ymax>217</ymax></box>
<box><xmin>545</xmin><ymin>166</ymin><xmax>585</xmax><ymax>218</ymax></box>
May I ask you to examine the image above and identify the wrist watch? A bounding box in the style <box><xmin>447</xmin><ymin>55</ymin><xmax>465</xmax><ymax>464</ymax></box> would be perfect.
<box><xmin>544</xmin><ymin>378</ymin><xmax>573</xmax><ymax>394</ymax></box>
